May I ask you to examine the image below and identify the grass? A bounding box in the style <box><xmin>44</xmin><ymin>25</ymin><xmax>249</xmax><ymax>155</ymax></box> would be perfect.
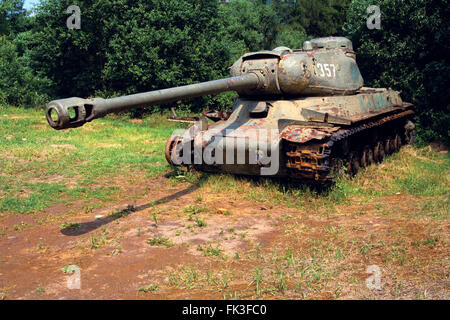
<box><xmin>0</xmin><ymin>105</ymin><xmax>448</xmax><ymax>300</ymax></box>
<box><xmin>89</xmin><ymin>234</ymin><xmax>107</xmax><ymax>249</ymax></box>
<box><xmin>167</xmin><ymin>265</ymin><xmax>234</xmax><ymax>291</ymax></box>
<box><xmin>61</xmin><ymin>265</ymin><xmax>79</xmax><ymax>274</ymax></box>
<box><xmin>147</xmin><ymin>237</ymin><xmax>174</xmax><ymax>247</ymax></box>
<box><xmin>0</xmin><ymin>105</ymin><xmax>187</xmax><ymax>215</ymax></box>
<box><xmin>253</xmin><ymin>267</ymin><xmax>264</xmax><ymax>298</ymax></box>
<box><xmin>197</xmin><ymin>244</ymin><xmax>223</xmax><ymax>259</ymax></box>
<box><xmin>184</xmin><ymin>204</ymin><xmax>207</xmax><ymax>215</ymax></box>
<box><xmin>138</xmin><ymin>283</ymin><xmax>159</xmax><ymax>292</ymax></box>
<box><xmin>59</xmin><ymin>222</ymin><xmax>81</xmax><ymax>230</ymax></box>
<box><xmin>1</xmin><ymin>105</ymin><xmax>448</xmax><ymax>219</ymax></box>
<box><xmin>195</xmin><ymin>215</ymin><xmax>207</xmax><ymax>227</ymax></box>
<box><xmin>182</xmin><ymin>147</ymin><xmax>449</xmax><ymax>220</ymax></box>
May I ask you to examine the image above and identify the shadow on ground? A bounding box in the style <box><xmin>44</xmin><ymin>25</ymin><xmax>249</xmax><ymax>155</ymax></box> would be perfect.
<box><xmin>60</xmin><ymin>184</ymin><xmax>199</xmax><ymax>236</ymax></box>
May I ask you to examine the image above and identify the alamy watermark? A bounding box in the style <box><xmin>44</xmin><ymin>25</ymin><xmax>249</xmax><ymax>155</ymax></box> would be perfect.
<box><xmin>365</xmin><ymin>265</ymin><xmax>382</xmax><ymax>290</ymax></box>
<box><xmin>366</xmin><ymin>5</ymin><xmax>381</xmax><ymax>30</ymax></box>
<box><xmin>62</xmin><ymin>265</ymin><xmax>81</xmax><ymax>290</ymax></box>
<box><xmin>169</xmin><ymin>125</ymin><xmax>280</xmax><ymax>176</ymax></box>
<box><xmin>66</xmin><ymin>5</ymin><xmax>81</xmax><ymax>30</ymax></box>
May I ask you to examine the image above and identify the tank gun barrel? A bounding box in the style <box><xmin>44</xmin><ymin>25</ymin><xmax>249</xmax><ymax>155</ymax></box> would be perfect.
<box><xmin>46</xmin><ymin>73</ymin><xmax>260</xmax><ymax>130</ymax></box>
<box><xmin>46</xmin><ymin>37</ymin><xmax>366</xmax><ymax>130</ymax></box>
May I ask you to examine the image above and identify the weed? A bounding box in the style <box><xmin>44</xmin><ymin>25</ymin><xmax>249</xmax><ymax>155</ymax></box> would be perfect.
<box><xmin>275</xmin><ymin>267</ymin><xmax>287</xmax><ymax>295</ymax></box>
<box><xmin>89</xmin><ymin>234</ymin><xmax>107</xmax><ymax>249</ymax></box>
<box><xmin>111</xmin><ymin>204</ymin><xmax>136</xmax><ymax>219</ymax></box>
<box><xmin>138</xmin><ymin>283</ymin><xmax>159</xmax><ymax>292</ymax></box>
<box><xmin>223</xmin><ymin>291</ymin><xmax>240</xmax><ymax>300</ymax></box>
<box><xmin>61</xmin><ymin>265</ymin><xmax>79</xmax><ymax>274</ymax></box>
<box><xmin>198</xmin><ymin>244</ymin><xmax>222</xmax><ymax>259</ymax></box>
<box><xmin>167</xmin><ymin>265</ymin><xmax>200</xmax><ymax>289</ymax></box>
<box><xmin>13</xmin><ymin>222</ymin><xmax>30</xmax><ymax>231</ymax></box>
<box><xmin>184</xmin><ymin>204</ymin><xmax>207</xmax><ymax>215</ymax></box>
<box><xmin>147</xmin><ymin>237</ymin><xmax>174</xmax><ymax>247</ymax></box>
<box><xmin>195</xmin><ymin>216</ymin><xmax>207</xmax><ymax>228</ymax></box>
<box><xmin>253</xmin><ymin>267</ymin><xmax>264</xmax><ymax>297</ymax></box>
<box><xmin>152</xmin><ymin>212</ymin><xmax>158</xmax><ymax>227</ymax></box>
<box><xmin>35</xmin><ymin>286</ymin><xmax>45</xmax><ymax>293</ymax></box>
<box><xmin>59</xmin><ymin>222</ymin><xmax>81</xmax><ymax>230</ymax></box>
<box><xmin>423</xmin><ymin>235</ymin><xmax>440</xmax><ymax>246</ymax></box>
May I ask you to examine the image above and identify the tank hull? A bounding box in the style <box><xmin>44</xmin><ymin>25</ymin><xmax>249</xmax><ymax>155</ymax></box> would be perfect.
<box><xmin>166</xmin><ymin>88</ymin><xmax>415</xmax><ymax>182</ymax></box>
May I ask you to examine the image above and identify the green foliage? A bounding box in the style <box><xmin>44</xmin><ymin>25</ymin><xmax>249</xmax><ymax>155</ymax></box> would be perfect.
<box><xmin>138</xmin><ymin>283</ymin><xmax>159</xmax><ymax>292</ymax></box>
<box><xmin>0</xmin><ymin>0</ymin><xmax>447</xmax><ymax>142</ymax></box>
<box><xmin>0</xmin><ymin>0</ymin><xmax>26</xmax><ymax>36</ymax></box>
<box><xmin>279</xmin><ymin>0</ymin><xmax>351</xmax><ymax>37</ymax></box>
<box><xmin>273</xmin><ymin>25</ymin><xmax>308</xmax><ymax>49</ymax></box>
<box><xmin>147</xmin><ymin>237</ymin><xmax>174</xmax><ymax>247</ymax></box>
<box><xmin>101</xmin><ymin>1</ymin><xmax>229</xmax><ymax>111</ymax></box>
<box><xmin>344</xmin><ymin>0</ymin><xmax>450</xmax><ymax>144</ymax></box>
<box><xmin>0</xmin><ymin>36</ymin><xmax>51</xmax><ymax>107</ymax></box>
<box><xmin>27</xmin><ymin>0</ymin><xmax>279</xmax><ymax>115</ymax></box>
<box><xmin>30</xmin><ymin>0</ymin><xmax>111</xmax><ymax>99</ymax></box>
<box><xmin>219</xmin><ymin>0</ymin><xmax>279</xmax><ymax>53</ymax></box>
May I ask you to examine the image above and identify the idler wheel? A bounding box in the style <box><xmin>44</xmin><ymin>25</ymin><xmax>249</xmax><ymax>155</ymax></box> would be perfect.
<box><xmin>165</xmin><ymin>134</ymin><xmax>183</xmax><ymax>166</ymax></box>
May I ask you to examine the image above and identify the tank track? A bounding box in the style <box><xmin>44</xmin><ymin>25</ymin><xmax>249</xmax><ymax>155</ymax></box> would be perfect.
<box><xmin>285</xmin><ymin>109</ymin><xmax>415</xmax><ymax>183</ymax></box>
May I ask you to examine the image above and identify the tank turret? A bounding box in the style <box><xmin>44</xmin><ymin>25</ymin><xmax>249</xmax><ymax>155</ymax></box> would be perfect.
<box><xmin>46</xmin><ymin>36</ymin><xmax>363</xmax><ymax>130</ymax></box>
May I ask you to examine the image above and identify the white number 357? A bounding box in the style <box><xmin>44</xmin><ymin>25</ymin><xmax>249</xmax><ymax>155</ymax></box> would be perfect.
<box><xmin>316</xmin><ymin>63</ymin><xmax>336</xmax><ymax>78</ymax></box>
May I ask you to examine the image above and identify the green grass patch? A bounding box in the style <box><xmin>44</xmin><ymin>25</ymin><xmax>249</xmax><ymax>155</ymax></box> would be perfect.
<box><xmin>1</xmin><ymin>105</ymin><xmax>448</xmax><ymax>219</ymax></box>
<box><xmin>147</xmin><ymin>237</ymin><xmax>174</xmax><ymax>247</ymax></box>
<box><xmin>138</xmin><ymin>283</ymin><xmax>159</xmax><ymax>292</ymax></box>
<box><xmin>0</xmin><ymin>105</ymin><xmax>187</xmax><ymax>214</ymax></box>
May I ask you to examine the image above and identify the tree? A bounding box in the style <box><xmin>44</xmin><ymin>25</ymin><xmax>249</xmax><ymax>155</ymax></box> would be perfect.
<box><xmin>218</xmin><ymin>0</ymin><xmax>279</xmax><ymax>54</ymax></box>
<box><xmin>0</xmin><ymin>0</ymin><xmax>26</xmax><ymax>36</ymax></box>
<box><xmin>286</xmin><ymin>0</ymin><xmax>351</xmax><ymax>37</ymax></box>
<box><xmin>344</xmin><ymin>0</ymin><xmax>450</xmax><ymax>144</ymax></box>
<box><xmin>0</xmin><ymin>36</ymin><xmax>51</xmax><ymax>106</ymax></box>
<box><xmin>27</xmin><ymin>0</ymin><xmax>275</xmax><ymax>113</ymax></box>
<box><xmin>102</xmin><ymin>0</ymin><xmax>238</xmax><ymax>113</ymax></box>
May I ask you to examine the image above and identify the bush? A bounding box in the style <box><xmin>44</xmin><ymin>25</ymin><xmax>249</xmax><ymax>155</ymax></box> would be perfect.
<box><xmin>344</xmin><ymin>0</ymin><xmax>450</xmax><ymax>144</ymax></box>
<box><xmin>27</xmin><ymin>0</ymin><xmax>280</xmax><ymax>115</ymax></box>
<box><xmin>0</xmin><ymin>36</ymin><xmax>51</xmax><ymax>107</ymax></box>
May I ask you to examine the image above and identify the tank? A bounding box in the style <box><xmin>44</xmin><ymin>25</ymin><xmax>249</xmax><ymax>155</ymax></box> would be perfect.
<box><xmin>45</xmin><ymin>37</ymin><xmax>415</xmax><ymax>183</ymax></box>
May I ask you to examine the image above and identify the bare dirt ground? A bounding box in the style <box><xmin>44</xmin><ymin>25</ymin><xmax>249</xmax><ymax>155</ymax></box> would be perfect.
<box><xmin>0</xmin><ymin>176</ymin><xmax>448</xmax><ymax>300</ymax></box>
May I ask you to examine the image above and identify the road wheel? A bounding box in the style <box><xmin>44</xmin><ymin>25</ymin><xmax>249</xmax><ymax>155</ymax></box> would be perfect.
<box><xmin>384</xmin><ymin>137</ymin><xmax>392</xmax><ymax>154</ymax></box>
<box><xmin>374</xmin><ymin>141</ymin><xmax>384</xmax><ymax>163</ymax></box>
<box><xmin>360</xmin><ymin>146</ymin><xmax>372</xmax><ymax>168</ymax></box>
<box><xmin>331</xmin><ymin>158</ymin><xmax>345</xmax><ymax>178</ymax></box>
<box><xmin>394</xmin><ymin>134</ymin><xmax>402</xmax><ymax>152</ymax></box>
<box><xmin>347</xmin><ymin>151</ymin><xmax>360</xmax><ymax>176</ymax></box>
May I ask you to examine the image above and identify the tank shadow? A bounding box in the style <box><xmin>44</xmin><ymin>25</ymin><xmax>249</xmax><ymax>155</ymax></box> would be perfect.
<box><xmin>60</xmin><ymin>184</ymin><xmax>199</xmax><ymax>236</ymax></box>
